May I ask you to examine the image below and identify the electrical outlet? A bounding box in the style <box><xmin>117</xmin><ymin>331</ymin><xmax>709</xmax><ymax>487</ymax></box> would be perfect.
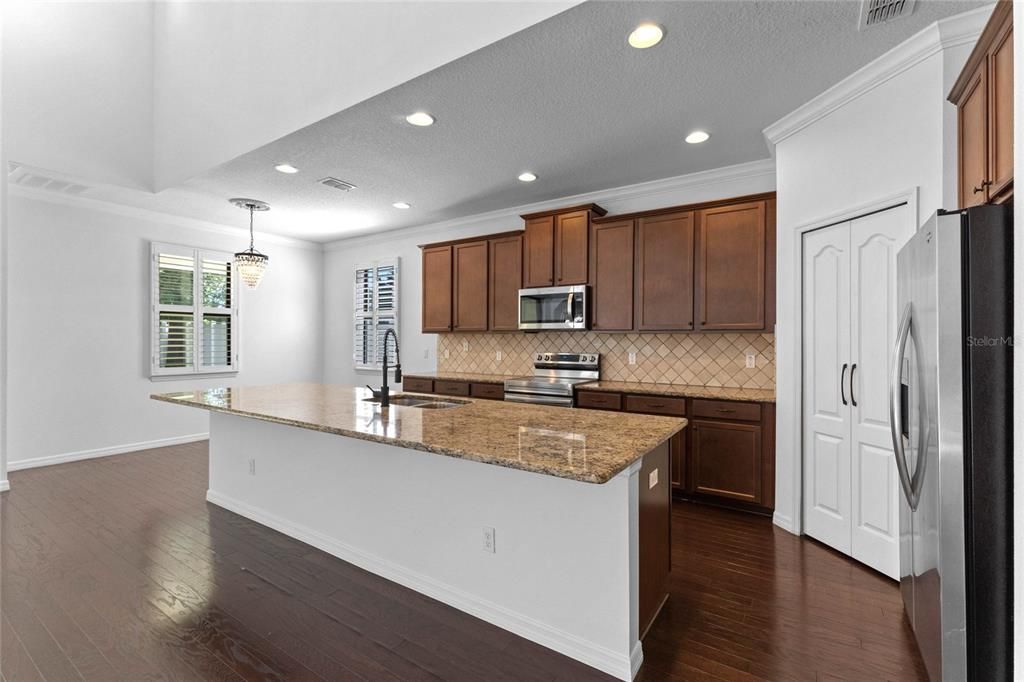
<box><xmin>444</xmin><ymin>348</ymin><xmax>450</xmax><ymax>359</ymax></box>
<box><xmin>496</xmin><ymin>350</ymin><xmax>502</xmax><ymax>362</ymax></box>
<box><xmin>628</xmin><ymin>352</ymin><xmax>637</xmax><ymax>366</ymax></box>
<box><xmin>462</xmin><ymin>339</ymin><xmax>469</xmax><ymax>352</ymax></box>
<box><xmin>423</xmin><ymin>348</ymin><xmax>430</xmax><ymax>359</ymax></box>
<box><xmin>745</xmin><ymin>352</ymin><xmax>756</xmax><ymax>369</ymax></box>
<box><xmin>482</xmin><ymin>527</ymin><xmax>496</xmax><ymax>553</ymax></box>
<box><xmin>248</xmin><ymin>458</ymin><xmax>256</xmax><ymax>476</ymax></box>
<box><xmin>649</xmin><ymin>468</ymin><xmax>659</xmax><ymax>489</ymax></box>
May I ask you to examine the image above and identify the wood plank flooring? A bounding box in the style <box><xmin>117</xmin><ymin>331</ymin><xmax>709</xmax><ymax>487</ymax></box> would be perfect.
<box><xmin>0</xmin><ymin>442</ymin><xmax>925</xmax><ymax>681</ymax></box>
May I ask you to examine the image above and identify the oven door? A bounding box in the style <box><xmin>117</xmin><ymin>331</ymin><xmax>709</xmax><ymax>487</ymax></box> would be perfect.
<box><xmin>518</xmin><ymin>286</ymin><xmax>588</xmax><ymax>330</ymax></box>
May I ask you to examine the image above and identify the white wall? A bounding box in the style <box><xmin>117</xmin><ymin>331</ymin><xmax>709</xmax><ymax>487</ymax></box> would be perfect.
<box><xmin>2</xmin><ymin>2</ymin><xmax>154</xmax><ymax>190</ymax></box>
<box><xmin>322</xmin><ymin>160</ymin><xmax>776</xmax><ymax>388</ymax></box>
<box><xmin>769</xmin><ymin>12</ymin><xmax>983</xmax><ymax>533</ymax></box>
<box><xmin>5</xmin><ymin>192</ymin><xmax>323</xmax><ymax>468</ymax></box>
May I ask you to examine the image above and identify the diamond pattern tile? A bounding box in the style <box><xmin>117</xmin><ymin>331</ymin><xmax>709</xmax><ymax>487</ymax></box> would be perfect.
<box><xmin>437</xmin><ymin>332</ymin><xmax>775</xmax><ymax>389</ymax></box>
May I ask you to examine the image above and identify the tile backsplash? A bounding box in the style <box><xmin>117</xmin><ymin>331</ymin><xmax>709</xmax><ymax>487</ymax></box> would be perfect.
<box><xmin>437</xmin><ymin>332</ymin><xmax>775</xmax><ymax>389</ymax></box>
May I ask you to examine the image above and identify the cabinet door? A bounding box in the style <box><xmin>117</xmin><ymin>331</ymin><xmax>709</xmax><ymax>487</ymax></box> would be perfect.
<box><xmin>690</xmin><ymin>420</ymin><xmax>762</xmax><ymax>504</ymax></box>
<box><xmin>636</xmin><ymin>211</ymin><xmax>694</xmax><ymax>330</ymax></box>
<box><xmin>988</xmin><ymin>21</ymin><xmax>1013</xmax><ymax>202</ymax></box>
<box><xmin>670</xmin><ymin>430</ymin><xmax>686</xmax><ymax>491</ymax></box>
<box><xmin>958</xmin><ymin>62</ymin><xmax>989</xmax><ymax>208</ymax></box>
<box><xmin>489</xmin><ymin>234</ymin><xmax>522</xmax><ymax>331</ymax></box>
<box><xmin>695</xmin><ymin>201</ymin><xmax>766</xmax><ymax>330</ymax></box>
<box><xmin>453</xmin><ymin>241</ymin><xmax>489</xmax><ymax>331</ymax></box>
<box><xmin>523</xmin><ymin>216</ymin><xmax>554</xmax><ymax>287</ymax></box>
<box><xmin>421</xmin><ymin>245</ymin><xmax>452</xmax><ymax>332</ymax></box>
<box><xmin>554</xmin><ymin>210</ymin><xmax>589</xmax><ymax>285</ymax></box>
<box><xmin>590</xmin><ymin>219</ymin><xmax>634</xmax><ymax>330</ymax></box>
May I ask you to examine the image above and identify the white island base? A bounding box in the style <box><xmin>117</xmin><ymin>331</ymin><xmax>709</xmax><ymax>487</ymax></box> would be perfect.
<box><xmin>206</xmin><ymin>411</ymin><xmax>666</xmax><ymax>680</ymax></box>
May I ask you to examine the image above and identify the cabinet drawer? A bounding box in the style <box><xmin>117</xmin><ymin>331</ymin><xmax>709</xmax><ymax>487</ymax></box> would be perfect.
<box><xmin>691</xmin><ymin>399</ymin><xmax>761</xmax><ymax>422</ymax></box>
<box><xmin>624</xmin><ymin>395</ymin><xmax>686</xmax><ymax>416</ymax></box>
<box><xmin>402</xmin><ymin>377</ymin><xmax>434</xmax><ymax>393</ymax></box>
<box><xmin>470</xmin><ymin>383</ymin><xmax>505</xmax><ymax>400</ymax></box>
<box><xmin>434</xmin><ymin>380</ymin><xmax>470</xmax><ymax>397</ymax></box>
<box><xmin>576</xmin><ymin>391</ymin><xmax>622</xmax><ymax>411</ymax></box>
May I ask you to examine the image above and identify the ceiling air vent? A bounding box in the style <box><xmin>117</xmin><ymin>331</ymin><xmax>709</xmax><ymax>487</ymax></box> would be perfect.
<box><xmin>318</xmin><ymin>176</ymin><xmax>357</xmax><ymax>192</ymax></box>
<box><xmin>859</xmin><ymin>0</ymin><xmax>916</xmax><ymax>29</ymax></box>
<box><xmin>7</xmin><ymin>162</ymin><xmax>93</xmax><ymax>196</ymax></box>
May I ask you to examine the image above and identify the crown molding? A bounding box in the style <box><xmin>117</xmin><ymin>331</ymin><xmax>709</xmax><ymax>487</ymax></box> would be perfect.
<box><xmin>762</xmin><ymin>4</ymin><xmax>994</xmax><ymax>152</ymax></box>
<box><xmin>8</xmin><ymin>184</ymin><xmax>323</xmax><ymax>251</ymax></box>
<box><xmin>324</xmin><ymin>158</ymin><xmax>776</xmax><ymax>252</ymax></box>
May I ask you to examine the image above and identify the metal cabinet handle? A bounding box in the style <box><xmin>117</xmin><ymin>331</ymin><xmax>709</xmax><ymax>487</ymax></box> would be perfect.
<box><xmin>850</xmin><ymin>363</ymin><xmax>857</xmax><ymax>407</ymax></box>
<box><xmin>716</xmin><ymin>408</ymin><xmax>735</xmax><ymax>414</ymax></box>
<box><xmin>973</xmin><ymin>180</ymin><xmax>993</xmax><ymax>193</ymax></box>
<box><xmin>841</xmin><ymin>363</ymin><xmax>848</xmax><ymax>406</ymax></box>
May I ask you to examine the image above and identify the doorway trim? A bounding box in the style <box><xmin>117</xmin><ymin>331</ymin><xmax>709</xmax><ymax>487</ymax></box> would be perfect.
<box><xmin>775</xmin><ymin>187</ymin><xmax>918</xmax><ymax>535</ymax></box>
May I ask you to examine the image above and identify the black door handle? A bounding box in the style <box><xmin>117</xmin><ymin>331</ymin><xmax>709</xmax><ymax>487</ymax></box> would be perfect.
<box><xmin>841</xmin><ymin>363</ymin><xmax>848</xmax><ymax>406</ymax></box>
<box><xmin>850</xmin><ymin>364</ymin><xmax>858</xmax><ymax>407</ymax></box>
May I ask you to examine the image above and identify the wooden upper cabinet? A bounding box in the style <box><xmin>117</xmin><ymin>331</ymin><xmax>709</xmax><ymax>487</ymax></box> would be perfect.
<box><xmin>489</xmin><ymin>234</ymin><xmax>522</xmax><ymax>331</ymax></box>
<box><xmin>636</xmin><ymin>211</ymin><xmax>694</xmax><ymax>331</ymax></box>
<box><xmin>950</xmin><ymin>0</ymin><xmax>1013</xmax><ymax>207</ymax></box>
<box><xmin>959</xmin><ymin>63</ymin><xmax>989</xmax><ymax>208</ymax></box>
<box><xmin>988</xmin><ymin>19</ymin><xmax>1013</xmax><ymax>202</ymax></box>
<box><xmin>696</xmin><ymin>201</ymin><xmax>766</xmax><ymax>331</ymax></box>
<box><xmin>554</xmin><ymin>210</ymin><xmax>590</xmax><ymax>285</ymax></box>
<box><xmin>421</xmin><ymin>245</ymin><xmax>453</xmax><ymax>332</ymax></box>
<box><xmin>453</xmin><ymin>241</ymin><xmax>489</xmax><ymax>331</ymax></box>
<box><xmin>590</xmin><ymin>219</ymin><xmax>634</xmax><ymax>331</ymax></box>
<box><xmin>523</xmin><ymin>216</ymin><xmax>555</xmax><ymax>287</ymax></box>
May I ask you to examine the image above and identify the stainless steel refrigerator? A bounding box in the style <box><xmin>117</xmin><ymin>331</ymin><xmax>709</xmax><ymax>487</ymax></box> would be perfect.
<box><xmin>891</xmin><ymin>205</ymin><xmax>1012</xmax><ymax>681</ymax></box>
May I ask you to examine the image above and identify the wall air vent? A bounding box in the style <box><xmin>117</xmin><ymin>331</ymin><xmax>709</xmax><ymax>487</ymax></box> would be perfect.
<box><xmin>318</xmin><ymin>176</ymin><xmax>357</xmax><ymax>192</ymax></box>
<box><xmin>7</xmin><ymin>162</ymin><xmax>93</xmax><ymax>195</ymax></box>
<box><xmin>859</xmin><ymin>0</ymin><xmax>916</xmax><ymax>30</ymax></box>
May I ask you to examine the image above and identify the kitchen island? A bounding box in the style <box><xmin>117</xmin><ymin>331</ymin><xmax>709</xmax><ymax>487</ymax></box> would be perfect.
<box><xmin>152</xmin><ymin>383</ymin><xmax>686</xmax><ymax>680</ymax></box>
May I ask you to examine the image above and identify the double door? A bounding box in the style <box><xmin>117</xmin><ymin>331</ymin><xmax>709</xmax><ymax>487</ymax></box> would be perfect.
<box><xmin>801</xmin><ymin>204</ymin><xmax>912</xmax><ymax>579</ymax></box>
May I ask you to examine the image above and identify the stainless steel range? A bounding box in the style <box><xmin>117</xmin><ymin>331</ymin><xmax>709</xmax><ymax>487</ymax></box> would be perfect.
<box><xmin>503</xmin><ymin>352</ymin><xmax>600</xmax><ymax>407</ymax></box>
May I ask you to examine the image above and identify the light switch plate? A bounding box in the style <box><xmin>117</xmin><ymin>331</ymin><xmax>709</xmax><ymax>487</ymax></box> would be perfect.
<box><xmin>462</xmin><ymin>340</ymin><xmax>469</xmax><ymax>352</ymax></box>
<box><xmin>745</xmin><ymin>352</ymin><xmax>756</xmax><ymax>369</ymax></box>
<box><xmin>628</xmin><ymin>352</ymin><xmax>637</xmax><ymax>365</ymax></box>
<box><xmin>649</xmin><ymin>468</ymin><xmax>658</xmax><ymax>489</ymax></box>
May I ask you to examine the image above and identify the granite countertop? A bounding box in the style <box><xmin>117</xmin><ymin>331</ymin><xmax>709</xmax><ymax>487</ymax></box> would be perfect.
<box><xmin>152</xmin><ymin>383</ymin><xmax>685</xmax><ymax>484</ymax></box>
<box><xmin>577</xmin><ymin>381</ymin><xmax>776</xmax><ymax>403</ymax></box>
<box><xmin>402</xmin><ymin>372</ymin><xmax>517</xmax><ymax>384</ymax></box>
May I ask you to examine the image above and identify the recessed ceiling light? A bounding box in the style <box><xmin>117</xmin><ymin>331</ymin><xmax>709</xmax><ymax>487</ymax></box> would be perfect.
<box><xmin>274</xmin><ymin>163</ymin><xmax>299</xmax><ymax>174</ymax></box>
<box><xmin>405</xmin><ymin>112</ymin><xmax>435</xmax><ymax>127</ymax></box>
<box><xmin>518</xmin><ymin>172</ymin><xmax>538</xmax><ymax>182</ymax></box>
<box><xmin>685</xmin><ymin>130</ymin><xmax>710</xmax><ymax>144</ymax></box>
<box><xmin>392</xmin><ymin>201</ymin><xmax>411</xmax><ymax>209</ymax></box>
<box><xmin>628</xmin><ymin>23</ymin><xmax>664</xmax><ymax>49</ymax></box>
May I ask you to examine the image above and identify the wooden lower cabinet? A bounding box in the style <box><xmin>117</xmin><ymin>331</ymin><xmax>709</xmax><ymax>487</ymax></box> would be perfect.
<box><xmin>689</xmin><ymin>420</ymin><xmax>762</xmax><ymax>505</ymax></box>
<box><xmin>401</xmin><ymin>377</ymin><xmax>505</xmax><ymax>401</ymax></box>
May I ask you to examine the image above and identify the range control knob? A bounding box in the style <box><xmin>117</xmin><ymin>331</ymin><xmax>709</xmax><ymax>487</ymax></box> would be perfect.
<box><xmin>536</xmin><ymin>354</ymin><xmax>543</xmax><ymax>361</ymax></box>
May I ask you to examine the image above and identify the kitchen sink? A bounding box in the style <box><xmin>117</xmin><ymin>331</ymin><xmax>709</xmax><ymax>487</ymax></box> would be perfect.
<box><xmin>363</xmin><ymin>394</ymin><xmax>468</xmax><ymax>409</ymax></box>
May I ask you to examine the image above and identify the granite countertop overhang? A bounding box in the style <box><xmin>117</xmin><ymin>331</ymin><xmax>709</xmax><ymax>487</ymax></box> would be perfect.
<box><xmin>152</xmin><ymin>383</ymin><xmax>686</xmax><ymax>484</ymax></box>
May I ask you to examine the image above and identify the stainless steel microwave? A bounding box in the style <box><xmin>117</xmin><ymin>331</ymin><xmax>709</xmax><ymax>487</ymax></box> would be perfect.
<box><xmin>518</xmin><ymin>285</ymin><xmax>589</xmax><ymax>331</ymax></box>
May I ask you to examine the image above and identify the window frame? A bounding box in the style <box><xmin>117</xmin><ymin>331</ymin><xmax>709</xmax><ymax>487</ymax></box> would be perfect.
<box><xmin>353</xmin><ymin>257</ymin><xmax>400</xmax><ymax>372</ymax></box>
<box><xmin>150</xmin><ymin>242</ymin><xmax>240</xmax><ymax>379</ymax></box>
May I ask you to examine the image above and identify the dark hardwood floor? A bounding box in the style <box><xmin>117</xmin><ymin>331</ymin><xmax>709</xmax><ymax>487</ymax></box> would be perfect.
<box><xmin>0</xmin><ymin>442</ymin><xmax>925</xmax><ymax>681</ymax></box>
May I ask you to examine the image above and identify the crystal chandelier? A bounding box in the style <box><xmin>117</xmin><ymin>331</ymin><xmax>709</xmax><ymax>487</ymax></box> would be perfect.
<box><xmin>230</xmin><ymin>198</ymin><xmax>270</xmax><ymax>288</ymax></box>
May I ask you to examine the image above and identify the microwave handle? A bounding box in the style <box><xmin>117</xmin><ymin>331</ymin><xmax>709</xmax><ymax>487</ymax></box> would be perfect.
<box><xmin>566</xmin><ymin>291</ymin><xmax>573</xmax><ymax>325</ymax></box>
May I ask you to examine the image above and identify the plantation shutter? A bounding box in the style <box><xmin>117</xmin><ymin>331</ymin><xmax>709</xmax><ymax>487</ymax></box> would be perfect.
<box><xmin>353</xmin><ymin>258</ymin><xmax>400</xmax><ymax>370</ymax></box>
<box><xmin>152</xmin><ymin>243</ymin><xmax>239</xmax><ymax>377</ymax></box>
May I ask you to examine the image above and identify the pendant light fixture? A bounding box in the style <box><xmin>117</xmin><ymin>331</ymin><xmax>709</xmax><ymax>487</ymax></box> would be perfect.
<box><xmin>230</xmin><ymin>198</ymin><xmax>270</xmax><ymax>288</ymax></box>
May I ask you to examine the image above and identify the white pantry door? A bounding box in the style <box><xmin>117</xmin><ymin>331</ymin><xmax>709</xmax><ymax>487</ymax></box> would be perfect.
<box><xmin>802</xmin><ymin>204</ymin><xmax>911</xmax><ymax>579</ymax></box>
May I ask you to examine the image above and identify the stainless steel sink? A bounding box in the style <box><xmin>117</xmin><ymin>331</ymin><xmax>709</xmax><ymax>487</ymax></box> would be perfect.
<box><xmin>363</xmin><ymin>394</ymin><xmax>468</xmax><ymax>409</ymax></box>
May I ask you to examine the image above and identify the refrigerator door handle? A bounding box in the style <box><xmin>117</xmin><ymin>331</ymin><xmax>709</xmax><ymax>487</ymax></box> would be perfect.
<box><xmin>890</xmin><ymin>303</ymin><xmax>918</xmax><ymax>510</ymax></box>
<box><xmin>840</xmin><ymin>363</ymin><xmax>848</xmax><ymax>406</ymax></box>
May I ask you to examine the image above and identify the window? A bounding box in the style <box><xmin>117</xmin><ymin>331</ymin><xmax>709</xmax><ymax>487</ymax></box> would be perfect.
<box><xmin>354</xmin><ymin>258</ymin><xmax>399</xmax><ymax>370</ymax></box>
<box><xmin>151</xmin><ymin>243</ymin><xmax>239</xmax><ymax>377</ymax></box>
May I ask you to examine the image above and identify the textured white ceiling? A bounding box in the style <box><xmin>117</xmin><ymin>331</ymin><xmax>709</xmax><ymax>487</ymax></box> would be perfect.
<box><xmin>77</xmin><ymin>0</ymin><xmax>990</xmax><ymax>241</ymax></box>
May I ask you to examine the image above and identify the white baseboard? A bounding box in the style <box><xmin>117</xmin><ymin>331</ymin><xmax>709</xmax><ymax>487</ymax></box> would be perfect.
<box><xmin>207</xmin><ymin>489</ymin><xmax>636</xmax><ymax>681</ymax></box>
<box><xmin>0</xmin><ymin>479</ymin><xmax>9</xmax><ymax>492</ymax></box>
<box><xmin>7</xmin><ymin>433</ymin><xmax>209</xmax><ymax>472</ymax></box>
<box><xmin>773</xmin><ymin>510</ymin><xmax>799</xmax><ymax>535</ymax></box>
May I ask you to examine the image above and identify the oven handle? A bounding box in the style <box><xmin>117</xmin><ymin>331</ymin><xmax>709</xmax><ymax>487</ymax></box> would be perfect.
<box><xmin>503</xmin><ymin>393</ymin><xmax>575</xmax><ymax>407</ymax></box>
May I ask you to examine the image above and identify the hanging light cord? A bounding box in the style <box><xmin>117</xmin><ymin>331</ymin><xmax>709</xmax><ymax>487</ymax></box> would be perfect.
<box><xmin>248</xmin><ymin>205</ymin><xmax>256</xmax><ymax>251</ymax></box>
